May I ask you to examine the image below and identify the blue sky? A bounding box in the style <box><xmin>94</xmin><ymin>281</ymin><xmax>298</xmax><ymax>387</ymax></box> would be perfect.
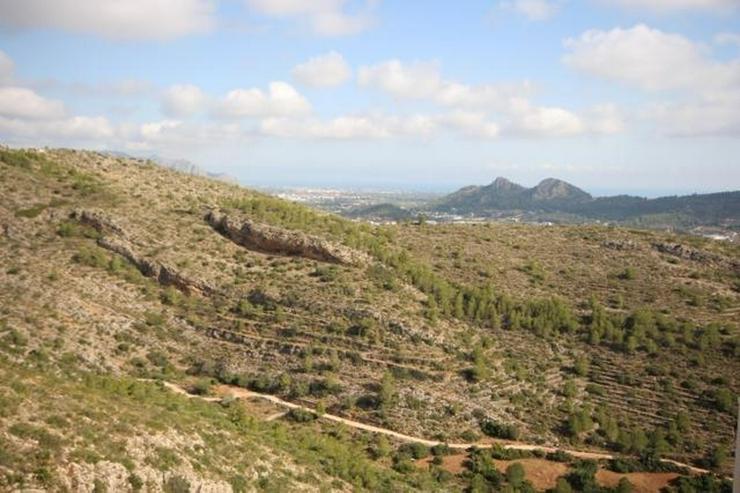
<box><xmin>0</xmin><ymin>0</ymin><xmax>739</xmax><ymax>195</ymax></box>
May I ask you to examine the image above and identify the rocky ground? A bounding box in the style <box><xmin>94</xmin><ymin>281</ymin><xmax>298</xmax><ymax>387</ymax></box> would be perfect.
<box><xmin>0</xmin><ymin>147</ymin><xmax>736</xmax><ymax>492</ymax></box>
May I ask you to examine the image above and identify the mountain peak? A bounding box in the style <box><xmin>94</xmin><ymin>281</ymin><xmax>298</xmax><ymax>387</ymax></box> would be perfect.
<box><xmin>532</xmin><ymin>178</ymin><xmax>591</xmax><ymax>202</ymax></box>
<box><xmin>490</xmin><ymin>177</ymin><xmax>525</xmax><ymax>191</ymax></box>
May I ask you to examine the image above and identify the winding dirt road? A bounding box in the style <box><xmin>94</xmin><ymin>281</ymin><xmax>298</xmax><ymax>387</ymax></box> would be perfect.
<box><xmin>154</xmin><ymin>379</ymin><xmax>711</xmax><ymax>476</ymax></box>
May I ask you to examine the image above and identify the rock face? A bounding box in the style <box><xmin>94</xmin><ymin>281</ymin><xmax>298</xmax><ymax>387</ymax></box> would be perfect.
<box><xmin>72</xmin><ymin>209</ymin><xmax>215</xmax><ymax>295</ymax></box>
<box><xmin>99</xmin><ymin>235</ymin><xmax>215</xmax><ymax>295</ymax></box>
<box><xmin>205</xmin><ymin>210</ymin><xmax>369</xmax><ymax>265</ymax></box>
<box><xmin>72</xmin><ymin>209</ymin><xmax>127</xmax><ymax>237</ymax></box>
<box><xmin>652</xmin><ymin>242</ymin><xmax>740</xmax><ymax>272</ymax></box>
<box><xmin>652</xmin><ymin>242</ymin><xmax>715</xmax><ymax>263</ymax></box>
<box><xmin>601</xmin><ymin>239</ymin><xmax>638</xmax><ymax>251</ymax></box>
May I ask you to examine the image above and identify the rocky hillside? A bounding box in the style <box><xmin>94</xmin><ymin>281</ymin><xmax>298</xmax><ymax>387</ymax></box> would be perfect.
<box><xmin>0</xmin><ymin>147</ymin><xmax>736</xmax><ymax>492</ymax></box>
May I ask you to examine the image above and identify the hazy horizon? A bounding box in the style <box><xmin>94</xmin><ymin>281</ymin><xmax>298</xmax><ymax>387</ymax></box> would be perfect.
<box><xmin>243</xmin><ymin>174</ymin><xmax>739</xmax><ymax>199</ymax></box>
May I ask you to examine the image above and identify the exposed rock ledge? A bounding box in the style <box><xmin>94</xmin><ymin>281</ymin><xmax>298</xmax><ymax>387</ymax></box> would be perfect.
<box><xmin>205</xmin><ymin>209</ymin><xmax>369</xmax><ymax>265</ymax></box>
<box><xmin>651</xmin><ymin>241</ymin><xmax>739</xmax><ymax>270</ymax></box>
<box><xmin>71</xmin><ymin>209</ymin><xmax>215</xmax><ymax>295</ymax></box>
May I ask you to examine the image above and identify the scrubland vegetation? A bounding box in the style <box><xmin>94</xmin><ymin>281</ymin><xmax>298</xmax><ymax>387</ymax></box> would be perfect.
<box><xmin>0</xmin><ymin>147</ymin><xmax>736</xmax><ymax>491</ymax></box>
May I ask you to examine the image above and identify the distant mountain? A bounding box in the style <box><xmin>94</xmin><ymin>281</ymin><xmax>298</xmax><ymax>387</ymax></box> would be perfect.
<box><xmin>434</xmin><ymin>177</ymin><xmax>740</xmax><ymax>228</ymax></box>
<box><xmin>150</xmin><ymin>156</ymin><xmax>239</xmax><ymax>185</ymax></box>
<box><xmin>436</xmin><ymin>177</ymin><xmax>592</xmax><ymax>212</ymax></box>
<box><xmin>103</xmin><ymin>151</ymin><xmax>238</xmax><ymax>184</ymax></box>
<box><xmin>530</xmin><ymin>178</ymin><xmax>591</xmax><ymax>203</ymax></box>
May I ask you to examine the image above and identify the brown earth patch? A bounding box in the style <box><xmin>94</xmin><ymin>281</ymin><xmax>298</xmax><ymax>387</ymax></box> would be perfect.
<box><xmin>596</xmin><ymin>469</ymin><xmax>680</xmax><ymax>493</ymax></box>
<box><xmin>415</xmin><ymin>453</ymin><xmax>468</xmax><ymax>474</ymax></box>
<box><xmin>493</xmin><ymin>458</ymin><xmax>570</xmax><ymax>491</ymax></box>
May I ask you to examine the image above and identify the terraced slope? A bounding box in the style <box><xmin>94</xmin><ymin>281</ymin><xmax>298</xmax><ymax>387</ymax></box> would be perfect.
<box><xmin>0</xmin><ymin>147</ymin><xmax>736</xmax><ymax>491</ymax></box>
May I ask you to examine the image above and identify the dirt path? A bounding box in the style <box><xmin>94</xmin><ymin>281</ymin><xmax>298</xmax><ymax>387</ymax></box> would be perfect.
<box><xmin>152</xmin><ymin>379</ymin><xmax>711</xmax><ymax>476</ymax></box>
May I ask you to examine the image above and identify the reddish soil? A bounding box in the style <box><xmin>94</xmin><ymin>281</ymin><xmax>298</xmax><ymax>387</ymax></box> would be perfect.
<box><xmin>596</xmin><ymin>470</ymin><xmax>680</xmax><ymax>493</ymax></box>
<box><xmin>417</xmin><ymin>453</ymin><xmax>681</xmax><ymax>493</ymax></box>
<box><xmin>493</xmin><ymin>459</ymin><xmax>570</xmax><ymax>491</ymax></box>
<box><xmin>417</xmin><ymin>455</ymin><xmax>569</xmax><ymax>491</ymax></box>
<box><xmin>416</xmin><ymin>453</ymin><xmax>468</xmax><ymax>474</ymax></box>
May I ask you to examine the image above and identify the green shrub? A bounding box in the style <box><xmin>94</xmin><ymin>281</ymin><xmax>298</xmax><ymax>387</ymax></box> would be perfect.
<box><xmin>163</xmin><ymin>475</ymin><xmax>190</xmax><ymax>493</ymax></box>
<box><xmin>712</xmin><ymin>387</ymin><xmax>734</xmax><ymax>413</ymax></box>
<box><xmin>128</xmin><ymin>474</ymin><xmax>144</xmax><ymax>492</ymax></box>
<box><xmin>312</xmin><ymin>266</ymin><xmax>339</xmax><ymax>282</ymax></box>
<box><xmin>190</xmin><ymin>379</ymin><xmax>211</xmax><ymax>396</ymax></box>
<box><xmin>664</xmin><ymin>474</ymin><xmax>732</xmax><ymax>493</ymax></box>
<box><xmin>160</xmin><ymin>287</ymin><xmax>182</xmax><ymax>306</ymax></box>
<box><xmin>0</xmin><ymin>148</ymin><xmax>34</xmax><ymax>168</ymax></box>
<box><xmin>480</xmin><ymin>420</ymin><xmax>519</xmax><ymax>440</ymax></box>
<box><xmin>73</xmin><ymin>247</ymin><xmax>108</xmax><ymax>268</ymax></box>
<box><xmin>92</xmin><ymin>478</ymin><xmax>108</xmax><ymax>493</ymax></box>
<box><xmin>398</xmin><ymin>442</ymin><xmax>430</xmax><ymax>459</ymax></box>
<box><xmin>147</xmin><ymin>448</ymin><xmax>181</xmax><ymax>471</ymax></box>
<box><xmin>15</xmin><ymin>204</ymin><xmax>47</xmax><ymax>218</ymax></box>
<box><xmin>287</xmin><ymin>408</ymin><xmax>317</xmax><ymax>422</ymax></box>
<box><xmin>229</xmin><ymin>475</ymin><xmax>248</xmax><ymax>493</ymax></box>
<box><xmin>506</xmin><ymin>462</ymin><xmax>525</xmax><ymax>487</ymax></box>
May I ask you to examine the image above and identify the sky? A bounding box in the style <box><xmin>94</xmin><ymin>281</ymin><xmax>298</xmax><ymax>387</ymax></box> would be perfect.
<box><xmin>0</xmin><ymin>0</ymin><xmax>739</xmax><ymax>195</ymax></box>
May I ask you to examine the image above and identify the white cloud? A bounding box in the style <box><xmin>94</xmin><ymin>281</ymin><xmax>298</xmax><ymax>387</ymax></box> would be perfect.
<box><xmin>358</xmin><ymin>59</ymin><xmax>443</xmax><ymax>99</ymax></box>
<box><xmin>601</xmin><ymin>0</ymin><xmax>737</xmax><ymax>13</ymax></box>
<box><xmin>122</xmin><ymin>119</ymin><xmax>244</xmax><ymax>152</ymax></box>
<box><xmin>262</xmin><ymin>116</ymin><xmax>389</xmax><ymax>139</ymax></box>
<box><xmin>292</xmin><ymin>51</ymin><xmax>351</xmax><ymax>87</ymax></box>
<box><xmin>260</xmin><ymin>113</ymin><xmax>438</xmax><ymax>140</ymax></box>
<box><xmin>0</xmin><ymin>58</ymin><xmax>119</xmax><ymax>144</ymax></box>
<box><xmin>309</xmin><ymin>10</ymin><xmax>374</xmax><ymax>36</ymax></box>
<box><xmin>358</xmin><ymin>59</ymin><xmax>535</xmax><ymax>110</ymax></box>
<box><xmin>52</xmin><ymin>116</ymin><xmax>115</xmax><ymax>139</ymax></box>
<box><xmin>440</xmin><ymin>111</ymin><xmax>500</xmax><ymax>138</ymax></box>
<box><xmin>563</xmin><ymin>24</ymin><xmax>740</xmax><ymax>92</ymax></box>
<box><xmin>245</xmin><ymin>0</ymin><xmax>342</xmax><ymax>15</ymax></box>
<box><xmin>162</xmin><ymin>84</ymin><xmax>207</xmax><ymax>117</ymax></box>
<box><xmin>218</xmin><ymin>82</ymin><xmax>311</xmax><ymax>118</ymax></box>
<box><xmin>0</xmin><ymin>115</ymin><xmax>114</xmax><ymax>143</ymax></box>
<box><xmin>436</xmin><ymin>82</ymin><xmax>536</xmax><ymax>110</ymax></box>
<box><xmin>358</xmin><ymin>59</ymin><xmax>613</xmax><ymax>138</ymax></box>
<box><xmin>647</xmin><ymin>93</ymin><xmax>740</xmax><ymax>136</ymax></box>
<box><xmin>499</xmin><ymin>0</ymin><xmax>559</xmax><ymax>21</ymax></box>
<box><xmin>0</xmin><ymin>87</ymin><xmax>66</xmax><ymax>120</ymax></box>
<box><xmin>0</xmin><ymin>0</ymin><xmax>215</xmax><ymax>40</ymax></box>
<box><xmin>140</xmin><ymin>120</ymin><xmax>184</xmax><ymax>140</ymax></box>
<box><xmin>508</xmin><ymin>103</ymin><xmax>585</xmax><ymax>137</ymax></box>
<box><xmin>564</xmin><ymin>24</ymin><xmax>740</xmax><ymax>136</ymax></box>
<box><xmin>0</xmin><ymin>49</ymin><xmax>14</xmax><ymax>84</ymax></box>
<box><xmin>583</xmin><ymin>103</ymin><xmax>625</xmax><ymax>135</ymax></box>
<box><xmin>278</xmin><ymin>106</ymin><xmax>604</xmax><ymax>140</ymax></box>
<box><xmin>245</xmin><ymin>0</ymin><xmax>375</xmax><ymax>36</ymax></box>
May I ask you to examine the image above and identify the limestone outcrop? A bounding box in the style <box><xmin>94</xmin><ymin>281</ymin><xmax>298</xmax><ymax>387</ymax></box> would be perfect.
<box><xmin>71</xmin><ymin>209</ymin><xmax>215</xmax><ymax>295</ymax></box>
<box><xmin>205</xmin><ymin>210</ymin><xmax>368</xmax><ymax>265</ymax></box>
<box><xmin>652</xmin><ymin>241</ymin><xmax>739</xmax><ymax>273</ymax></box>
